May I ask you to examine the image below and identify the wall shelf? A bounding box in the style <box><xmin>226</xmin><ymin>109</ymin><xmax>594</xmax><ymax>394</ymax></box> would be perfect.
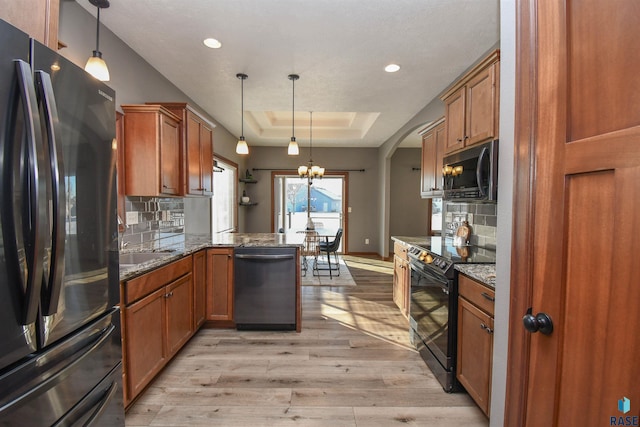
<box><xmin>239</xmin><ymin>202</ymin><xmax>258</xmax><ymax>206</ymax></box>
<box><xmin>239</xmin><ymin>178</ymin><xmax>257</xmax><ymax>184</ymax></box>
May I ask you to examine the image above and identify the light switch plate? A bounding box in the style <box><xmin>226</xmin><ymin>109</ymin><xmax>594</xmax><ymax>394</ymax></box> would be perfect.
<box><xmin>126</xmin><ymin>211</ymin><xmax>138</xmax><ymax>225</ymax></box>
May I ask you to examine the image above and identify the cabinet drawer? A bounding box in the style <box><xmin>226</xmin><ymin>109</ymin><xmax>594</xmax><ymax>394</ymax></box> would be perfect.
<box><xmin>124</xmin><ymin>256</ymin><xmax>192</xmax><ymax>304</ymax></box>
<box><xmin>394</xmin><ymin>241</ymin><xmax>409</xmax><ymax>261</ymax></box>
<box><xmin>458</xmin><ymin>274</ymin><xmax>495</xmax><ymax>316</ymax></box>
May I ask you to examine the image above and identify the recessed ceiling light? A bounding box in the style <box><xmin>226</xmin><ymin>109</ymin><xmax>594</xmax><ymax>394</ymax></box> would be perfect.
<box><xmin>385</xmin><ymin>64</ymin><xmax>401</xmax><ymax>73</ymax></box>
<box><xmin>203</xmin><ymin>38</ymin><xmax>222</xmax><ymax>49</ymax></box>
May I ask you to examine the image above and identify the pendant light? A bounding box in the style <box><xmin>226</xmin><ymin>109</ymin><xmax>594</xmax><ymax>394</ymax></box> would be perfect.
<box><xmin>287</xmin><ymin>74</ymin><xmax>300</xmax><ymax>155</ymax></box>
<box><xmin>84</xmin><ymin>0</ymin><xmax>110</xmax><ymax>82</ymax></box>
<box><xmin>235</xmin><ymin>73</ymin><xmax>249</xmax><ymax>155</ymax></box>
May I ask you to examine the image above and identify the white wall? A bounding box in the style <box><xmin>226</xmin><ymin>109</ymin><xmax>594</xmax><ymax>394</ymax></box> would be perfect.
<box><xmin>490</xmin><ymin>0</ymin><xmax>515</xmax><ymax>423</ymax></box>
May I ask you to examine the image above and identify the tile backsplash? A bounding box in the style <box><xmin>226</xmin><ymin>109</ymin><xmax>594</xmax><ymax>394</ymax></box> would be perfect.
<box><xmin>444</xmin><ymin>202</ymin><xmax>497</xmax><ymax>249</ymax></box>
<box><xmin>120</xmin><ymin>196</ymin><xmax>185</xmax><ymax>250</ymax></box>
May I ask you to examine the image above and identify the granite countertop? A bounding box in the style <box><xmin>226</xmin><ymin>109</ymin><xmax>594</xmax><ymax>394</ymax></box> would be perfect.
<box><xmin>119</xmin><ymin>232</ymin><xmax>304</xmax><ymax>281</ymax></box>
<box><xmin>391</xmin><ymin>235</ymin><xmax>431</xmax><ymax>247</ymax></box>
<box><xmin>455</xmin><ymin>264</ymin><xmax>496</xmax><ymax>289</ymax></box>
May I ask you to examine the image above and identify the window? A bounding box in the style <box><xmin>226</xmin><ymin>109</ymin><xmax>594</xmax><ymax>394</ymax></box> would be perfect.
<box><xmin>212</xmin><ymin>157</ymin><xmax>237</xmax><ymax>233</ymax></box>
<box><xmin>431</xmin><ymin>198</ymin><xmax>442</xmax><ymax>234</ymax></box>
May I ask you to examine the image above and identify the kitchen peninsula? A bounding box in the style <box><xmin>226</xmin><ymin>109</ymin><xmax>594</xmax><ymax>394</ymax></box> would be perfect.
<box><xmin>118</xmin><ymin>232</ymin><xmax>302</xmax><ymax>407</ymax></box>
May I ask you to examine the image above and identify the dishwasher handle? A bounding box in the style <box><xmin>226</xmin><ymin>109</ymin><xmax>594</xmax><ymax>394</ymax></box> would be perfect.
<box><xmin>235</xmin><ymin>254</ymin><xmax>296</xmax><ymax>260</ymax></box>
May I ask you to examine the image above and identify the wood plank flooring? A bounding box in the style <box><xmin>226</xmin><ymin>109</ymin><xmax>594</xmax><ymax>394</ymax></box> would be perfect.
<box><xmin>125</xmin><ymin>256</ymin><xmax>488</xmax><ymax>426</ymax></box>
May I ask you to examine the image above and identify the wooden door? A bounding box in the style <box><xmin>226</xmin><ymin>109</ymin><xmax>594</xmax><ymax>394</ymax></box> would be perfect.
<box><xmin>200</xmin><ymin>122</ymin><xmax>214</xmax><ymax>195</ymax></box>
<box><xmin>506</xmin><ymin>1</ymin><xmax>640</xmax><ymax>426</ymax></box>
<box><xmin>160</xmin><ymin>112</ymin><xmax>180</xmax><ymax>195</ymax></box>
<box><xmin>465</xmin><ymin>62</ymin><xmax>498</xmax><ymax>146</ymax></box>
<box><xmin>165</xmin><ymin>273</ymin><xmax>194</xmax><ymax>356</ymax></box>
<box><xmin>443</xmin><ymin>87</ymin><xmax>466</xmax><ymax>153</ymax></box>
<box><xmin>124</xmin><ymin>287</ymin><xmax>166</xmax><ymax>400</ymax></box>
<box><xmin>206</xmin><ymin>248</ymin><xmax>234</xmax><ymax>322</ymax></box>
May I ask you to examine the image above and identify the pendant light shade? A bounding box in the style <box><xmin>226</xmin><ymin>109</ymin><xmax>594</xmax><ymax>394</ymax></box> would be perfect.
<box><xmin>287</xmin><ymin>74</ymin><xmax>300</xmax><ymax>156</ymax></box>
<box><xmin>84</xmin><ymin>0</ymin><xmax>110</xmax><ymax>81</ymax></box>
<box><xmin>236</xmin><ymin>73</ymin><xmax>249</xmax><ymax>155</ymax></box>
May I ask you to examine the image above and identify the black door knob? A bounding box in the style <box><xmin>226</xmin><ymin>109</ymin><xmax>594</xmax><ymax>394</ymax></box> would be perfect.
<box><xmin>522</xmin><ymin>311</ymin><xmax>554</xmax><ymax>335</ymax></box>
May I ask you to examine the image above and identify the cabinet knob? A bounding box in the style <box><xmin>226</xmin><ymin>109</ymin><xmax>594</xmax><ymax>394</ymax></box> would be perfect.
<box><xmin>480</xmin><ymin>323</ymin><xmax>494</xmax><ymax>334</ymax></box>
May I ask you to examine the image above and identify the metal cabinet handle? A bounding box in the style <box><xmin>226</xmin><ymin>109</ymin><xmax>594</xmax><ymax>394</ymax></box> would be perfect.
<box><xmin>481</xmin><ymin>292</ymin><xmax>495</xmax><ymax>302</ymax></box>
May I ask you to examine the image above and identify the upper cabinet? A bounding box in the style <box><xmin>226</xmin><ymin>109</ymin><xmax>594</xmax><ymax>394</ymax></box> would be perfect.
<box><xmin>0</xmin><ymin>0</ymin><xmax>59</xmax><ymax>49</ymax></box>
<box><xmin>441</xmin><ymin>50</ymin><xmax>500</xmax><ymax>154</ymax></box>
<box><xmin>153</xmin><ymin>103</ymin><xmax>215</xmax><ymax>197</ymax></box>
<box><xmin>419</xmin><ymin>117</ymin><xmax>445</xmax><ymax>198</ymax></box>
<box><xmin>121</xmin><ymin>104</ymin><xmax>182</xmax><ymax>197</ymax></box>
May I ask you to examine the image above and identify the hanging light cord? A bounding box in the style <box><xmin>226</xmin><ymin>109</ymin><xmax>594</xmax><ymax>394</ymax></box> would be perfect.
<box><xmin>95</xmin><ymin>7</ymin><xmax>101</xmax><ymax>52</ymax></box>
<box><xmin>291</xmin><ymin>77</ymin><xmax>295</xmax><ymax>140</ymax></box>
<box><xmin>309</xmin><ymin>111</ymin><xmax>313</xmax><ymax>162</ymax></box>
<box><xmin>240</xmin><ymin>76</ymin><xmax>244</xmax><ymax>137</ymax></box>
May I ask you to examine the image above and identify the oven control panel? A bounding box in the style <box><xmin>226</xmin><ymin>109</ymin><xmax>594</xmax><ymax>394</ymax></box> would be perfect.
<box><xmin>408</xmin><ymin>246</ymin><xmax>452</xmax><ymax>271</ymax></box>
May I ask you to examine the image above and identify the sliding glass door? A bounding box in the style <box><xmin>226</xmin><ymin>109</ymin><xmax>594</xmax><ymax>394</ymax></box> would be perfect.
<box><xmin>273</xmin><ymin>173</ymin><xmax>345</xmax><ymax>252</ymax></box>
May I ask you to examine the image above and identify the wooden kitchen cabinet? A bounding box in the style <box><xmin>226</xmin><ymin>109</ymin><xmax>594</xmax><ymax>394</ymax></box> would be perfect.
<box><xmin>392</xmin><ymin>241</ymin><xmax>410</xmax><ymax>318</ymax></box>
<box><xmin>0</xmin><ymin>0</ymin><xmax>59</xmax><ymax>49</ymax></box>
<box><xmin>206</xmin><ymin>247</ymin><xmax>234</xmax><ymax>326</ymax></box>
<box><xmin>121</xmin><ymin>104</ymin><xmax>182</xmax><ymax>197</ymax></box>
<box><xmin>457</xmin><ymin>274</ymin><xmax>495</xmax><ymax>417</ymax></box>
<box><xmin>153</xmin><ymin>103</ymin><xmax>215</xmax><ymax>197</ymax></box>
<box><xmin>121</xmin><ymin>256</ymin><xmax>193</xmax><ymax>406</ymax></box>
<box><xmin>441</xmin><ymin>50</ymin><xmax>500</xmax><ymax>154</ymax></box>
<box><xmin>420</xmin><ymin>118</ymin><xmax>445</xmax><ymax>198</ymax></box>
<box><xmin>192</xmin><ymin>249</ymin><xmax>207</xmax><ymax>329</ymax></box>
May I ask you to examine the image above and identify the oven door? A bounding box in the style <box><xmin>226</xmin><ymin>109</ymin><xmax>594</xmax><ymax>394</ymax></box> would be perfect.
<box><xmin>408</xmin><ymin>261</ymin><xmax>454</xmax><ymax>369</ymax></box>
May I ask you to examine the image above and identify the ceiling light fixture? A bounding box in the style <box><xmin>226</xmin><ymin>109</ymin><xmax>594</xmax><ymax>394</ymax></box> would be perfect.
<box><xmin>298</xmin><ymin>111</ymin><xmax>324</xmax><ymax>230</ymax></box>
<box><xmin>84</xmin><ymin>0</ymin><xmax>110</xmax><ymax>81</ymax></box>
<box><xmin>203</xmin><ymin>38</ymin><xmax>222</xmax><ymax>49</ymax></box>
<box><xmin>384</xmin><ymin>63</ymin><xmax>401</xmax><ymax>73</ymax></box>
<box><xmin>235</xmin><ymin>73</ymin><xmax>249</xmax><ymax>155</ymax></box>
<box><xmin>287</xmin><ymin>74</ymin><xmax>300</xmax><ymax>155</ymax></box>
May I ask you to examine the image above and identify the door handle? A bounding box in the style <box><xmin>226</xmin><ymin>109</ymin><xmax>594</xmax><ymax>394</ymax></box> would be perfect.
<box><xmin>522</xmin><ymin>308</ymin><xmax>554</xmax><ymax>335</ymax></box>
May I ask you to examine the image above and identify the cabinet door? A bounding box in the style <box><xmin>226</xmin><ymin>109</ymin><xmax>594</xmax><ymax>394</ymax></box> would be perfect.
<box><xmin>206</xmin><ymin>248</ymin><xmax>234</xmax><ymax>322</ymax></box>
<box><xmin>200</xmin><ymin>122</ymin><xmax>214</xmax><ymax>196</ymax></box>
<box><xmin>420</xmin><ymin>121</ymin><xmax>445</xmax><ymax>198</ymax></box>
<box><xmin>444</xmin><ymin>87</ymin><xmax>466</xmax><ymax>153</ymax></box>
<box><xmin>185</xmin><ymin>113</ymin><xmax>202</xmax><ymax>195</ymax></box>
<box><xmin>457</xmin><ymin>296</ymin><xmax>493</xmax><ymax>416</ymax></box>
<box><xmin>124</xmin><ymin>287</ymin><xmax>166</xmax><ymax>401</ymax></box>
<box><xmin>392</xmin><ymin>256</ymin><xmax>409</xmax><ymax>317</ymax></box>
<box><xmin>0</xmin><ymin>0</ymin><xmax>58</xmax><ymax>48</ymax></box>
<box><xmin>192</xmin><ymin>250</ymin><xmax>207</xmax><ymax>329</ymax></box>
<box><xmin>421</xmin><ymin>130</ymin><xmax>437</xmax><ymax>196</ymax></box>
<box><xmin>165</xmin><ymin>273</ymin><xmax>194</xmax><ymax>357</ymax></box>
<box><xmin>160</xmin><ymin>112</ymin><xmax>180</xmax><ymax>195</ymax></box>
<box><xmin>466</xmin><ymin>62</ymin><xmax>498</xmax><ymax>146</ymax></box>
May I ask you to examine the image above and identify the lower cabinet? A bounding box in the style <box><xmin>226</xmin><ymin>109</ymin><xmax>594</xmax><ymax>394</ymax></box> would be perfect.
<box><xmin>206</xmin><ymin>247</ymin><xmax>234</xmax><ymax>325</ymax></box>
<box><xmin>392</xmin><ymin>241</ymin><xmax>410</xmax><ymax>318</ymax></box>
<box><xmin>456</xmin><ymin>274</ymin><xmax>495</xmax><ymax>417</ymax></box>
<box><xmin>121</xmin><ymin>256</ymin><xmax>194</xmax><ymax>407</ymax></box>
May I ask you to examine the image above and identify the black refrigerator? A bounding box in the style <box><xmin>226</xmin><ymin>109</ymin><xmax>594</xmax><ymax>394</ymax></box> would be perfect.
<box><xmin>0</xmin><ymin>19</ymin><xmax>124</xmax><ymax>425</ymax></box>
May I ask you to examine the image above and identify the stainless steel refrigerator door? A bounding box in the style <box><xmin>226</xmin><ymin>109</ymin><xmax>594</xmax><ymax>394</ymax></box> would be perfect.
<box><xmin>31</xmin><ymin>41</ymin><xmax>119</xmax><ymax>347</ymax></box>
<box><xmin>0</xmin><ymin>307</ymin><xmax>124</xmax><ymax>426</ymax></box>
<box><xmin>0</xmin><ymin>19</ymin><xmax>44</xmax><ymax>371</ymax></box>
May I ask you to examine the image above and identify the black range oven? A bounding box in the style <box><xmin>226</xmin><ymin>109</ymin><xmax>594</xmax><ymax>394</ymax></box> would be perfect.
<box><xmin>408</xmin><ymin>237</ymin><xmax>495</xmax><ymax>392</ymax></box>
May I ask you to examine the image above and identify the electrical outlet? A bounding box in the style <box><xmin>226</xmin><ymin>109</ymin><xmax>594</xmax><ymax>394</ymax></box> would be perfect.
<box><xmin>348</xmin><ymin>206</ymin><xmax>352</xmax><ymax>213</ymax></box>
<box><xmin>365</xmin><ymin>238</ymin><xmax>370</xmax><ymax>244</ymax></box>
<box><xmin>126</xmin><ymin>211</ymin><xmax>138</xmax><ymax>225</ymax></box>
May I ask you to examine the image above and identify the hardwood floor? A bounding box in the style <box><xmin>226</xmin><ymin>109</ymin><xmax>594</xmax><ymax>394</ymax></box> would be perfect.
<box><xmin>125</xmin><ymin>256</ymin><xmax>488</xmax><ymax>426</ymax></box>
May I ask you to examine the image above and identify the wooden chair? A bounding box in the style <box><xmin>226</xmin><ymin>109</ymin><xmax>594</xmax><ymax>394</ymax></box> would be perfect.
<box><xmin>301</xmin><ymin>231</ymin><xmax>320</xmax><ymax>276</ymax></box>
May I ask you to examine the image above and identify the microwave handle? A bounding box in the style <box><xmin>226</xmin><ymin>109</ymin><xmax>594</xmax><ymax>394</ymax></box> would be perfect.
<box><xmin>476</xmin><ymin>146</ymin><xmax>489</xmax><ymax>198</ymax></box>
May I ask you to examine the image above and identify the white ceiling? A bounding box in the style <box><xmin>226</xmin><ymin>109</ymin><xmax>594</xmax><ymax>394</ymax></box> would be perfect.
<box><xmin>77</xmin><ymin>0</ymin><xmax>499</xmax><ymax>148</ymax></box>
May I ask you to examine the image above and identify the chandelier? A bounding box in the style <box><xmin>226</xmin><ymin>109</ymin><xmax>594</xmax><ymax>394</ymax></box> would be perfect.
<box><xmin>297</xmin><ymin>111</ymin><xmax>325</xmax><ymax>180</ymax></box>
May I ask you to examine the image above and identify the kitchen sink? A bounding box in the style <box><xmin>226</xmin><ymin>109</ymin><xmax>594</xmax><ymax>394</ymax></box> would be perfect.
<box><xmin>119</xmin><ymin>251</ymin><xmax>172</xmax><ymax>267</ymax></box>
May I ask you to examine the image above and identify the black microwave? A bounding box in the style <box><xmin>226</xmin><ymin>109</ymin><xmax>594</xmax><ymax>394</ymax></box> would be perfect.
<box><xmin>442</xmin><ymin>140</ymin><xmax>498</xmax><ymax>201</ymax></box>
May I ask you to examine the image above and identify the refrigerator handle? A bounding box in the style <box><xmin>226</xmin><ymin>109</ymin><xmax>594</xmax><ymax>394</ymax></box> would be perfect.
<box><xmin>13</xmin><ymin>60</ymin><xmax>46</xmax><ymax>325</ymax></box>
<box><xmin>35</xmin><ymin>70</ymin><xmax>66</xmax><ymax>316</ymax></box>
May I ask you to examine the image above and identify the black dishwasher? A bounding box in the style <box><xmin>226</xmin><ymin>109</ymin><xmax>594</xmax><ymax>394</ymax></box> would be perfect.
<box><xmin>234</xmin><ymin>247</ymin><xmax>297</xmax><ymax>330</ymax></box>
